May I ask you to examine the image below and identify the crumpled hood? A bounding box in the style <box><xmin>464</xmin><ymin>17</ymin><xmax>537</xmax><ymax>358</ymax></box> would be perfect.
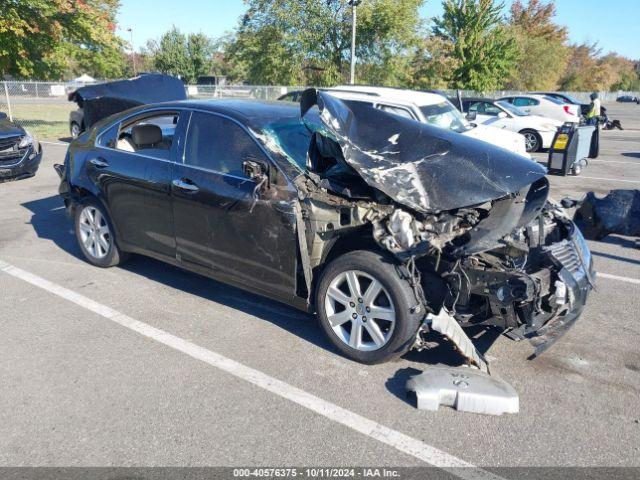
<box><xmin>300</xmin><ymin>89</ymin><xmax>547</xmax><ymax>214</ymax></box>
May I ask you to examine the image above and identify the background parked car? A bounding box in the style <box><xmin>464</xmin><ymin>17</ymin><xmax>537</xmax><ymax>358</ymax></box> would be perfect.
<box><xmin>321</xmin><ymin>86</ymin><xmax>528</xmax><ymax>156</ymax></box>
<box><xmin>0</xmin><ymin>112</ymin><xmax>42</xmax><ymax>182</ymax></box>
<box><xmin>532</xmin><ymin>91</ymin><xmax>591</xmax><ymax>116</ymax></box>
<box><xmin>277</xmin><ymin>90</ymin><xmax>304</xmax><ymax>102</ymax></box>
<box><xmin>616</xmin><ymin>94</ymin><xmax>639</xmax><ymax>103</ymax></box>
<box><xmin>460</xmin><ymin>98</ymin><xmax>562</xmax><ymax>152</ymax></box>
<box><xmin>499</xmin><ymin>94</ymin><xmax>581</xmax><ymax>123</ymax></box>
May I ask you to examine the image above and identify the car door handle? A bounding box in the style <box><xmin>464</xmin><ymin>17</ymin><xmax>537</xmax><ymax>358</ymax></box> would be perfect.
<box><xmin>89</xmin><ymin>158</ymin><xmax>109</xmax><ymax>168</ymax></box>
<box><xmin>172</xmin><ymin>179</ymin><xmax>199</xmax><ymax>193</ymax></box>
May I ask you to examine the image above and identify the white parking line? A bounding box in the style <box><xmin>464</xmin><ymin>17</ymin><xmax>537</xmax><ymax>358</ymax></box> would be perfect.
<box><xmin>0</xmin><ymin>259</ymin><xmax>501</xmax><ymax>480</ymax></box>
<box><xmin>40</xmin><ymin>141</ymin><xmax>68</xmax><ymax>147</ymax></box>
<box><xmin>598</xmin><ymin>272</ymin><xmax>640</xmax><ymax>285</ymax></box>
<box><xmin>575</xmin><ymin>176</ymin><xmax>640</xmax><ymax>184</ymax></box>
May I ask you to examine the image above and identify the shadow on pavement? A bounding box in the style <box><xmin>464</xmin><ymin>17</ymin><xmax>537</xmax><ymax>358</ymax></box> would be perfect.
<box><xmin>621</xmin><ymin>152</ymin><xmax>640</xmax><ymax>158</ymax></box>
<box><xmin>21</xmin><ymin>194</ymin><xmax>81</xmax><ymax>259</ymax></box>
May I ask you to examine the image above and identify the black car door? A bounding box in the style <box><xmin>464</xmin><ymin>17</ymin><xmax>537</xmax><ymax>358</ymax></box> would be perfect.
<box><xmin>171</xmin><ymin>110</ymin><xmax>298</xmax><ymax>300</ymax></box>
<box><xmin>91</xmin><ymin>110</ymin><xmax>184</xmax><ymax>258</ymax></box>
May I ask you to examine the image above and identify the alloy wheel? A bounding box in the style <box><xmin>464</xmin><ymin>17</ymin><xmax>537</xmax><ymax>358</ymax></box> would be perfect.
<box><xmin>324</xmin><ymin>270</ymin><xmax>396</xmax><ymax>352</ymax></box>
<box><xmin>78</xmin><ymin>206</ymin><xmax>111</xmax><ymax>259</ymax></box>
<box><xmin>523</xmin><ymin>132</ymin><xmax>539</xmax><ymax>152</ymax></box>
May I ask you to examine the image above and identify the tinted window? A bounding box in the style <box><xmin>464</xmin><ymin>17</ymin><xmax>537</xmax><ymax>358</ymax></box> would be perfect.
<box><xmin>185</xmin><ymin>112</ymin><xmax>268</xmax><ymax>176</ymax></box>
<box><xmin>513</xmin><ymin>97</ymin><xmax>539</xmax><ymax>107</ymax></box>
<box><xmin>376</xmin><ymin>104</ymin><xmax>414</xmax><ymax>120</ymax></box>
<box><xmin>264</xmin><ymin>121</ymin><xmax>312</xmax><ymax>170</ymax></box>
<box><xmin>116</xmin><ymin>113</ymin><xmax>178</xmax><ymax>160</ymax></box>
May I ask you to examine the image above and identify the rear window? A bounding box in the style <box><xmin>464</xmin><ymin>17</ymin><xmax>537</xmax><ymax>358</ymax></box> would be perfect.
<box><xmin>543</xmin><ymin>95</ymin><xmax>565</xmax><ymax>105</ymax></box>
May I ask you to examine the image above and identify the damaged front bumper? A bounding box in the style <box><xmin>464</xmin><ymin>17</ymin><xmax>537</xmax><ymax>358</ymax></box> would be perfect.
<box><xmin>525</xmin><ymin>226</ymin><xmax>595</xmax><ymax>356</ymax></box>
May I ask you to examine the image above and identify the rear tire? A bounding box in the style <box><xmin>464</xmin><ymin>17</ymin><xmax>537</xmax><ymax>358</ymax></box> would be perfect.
<box><xmin>315</xmin><ymin>250</ymin><xmax>423</xmax><ymax>364</ymax></box>
<box><xmin>70</xmin><ymin>122</ymin><xmax>81</xmax><ymax>139</ymax></box>
<box><xmin>74</xmin><ymin>200</ymin><xmax>128</xmax><ymax>268</ymax></box>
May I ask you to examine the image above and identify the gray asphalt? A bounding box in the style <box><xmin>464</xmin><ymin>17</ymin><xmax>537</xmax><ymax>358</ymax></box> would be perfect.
<box><xmin>0</xmin><ymin>103</ymin><xmax>639</xmax><ymax>468</ymax></box>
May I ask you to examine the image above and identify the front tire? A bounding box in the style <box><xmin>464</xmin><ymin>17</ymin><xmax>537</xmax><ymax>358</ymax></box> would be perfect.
<box><xmin>316</xmin><ymin>250</ymin><xmax>423</xmax><ymax>364</ymax></box>
<box><xmin>521</xmin><ymin>129</ymin><xmax>542</xmax><ymax>152</ymax></box>
<box><xmin>74</xmin><ymin>200</ymin><xmax>127</xmax><ymax>268</ymax></box>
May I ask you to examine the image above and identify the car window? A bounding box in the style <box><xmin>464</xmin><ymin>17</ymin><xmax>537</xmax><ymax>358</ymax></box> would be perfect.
<box><xmin>513</xmin><ymin>97</ymin><xmax>539</xmax><ymax>107</ymax></box>
<box><xmin>116</xmin><ymin>113</ymin><xmax>178</xmax><ymax>160</ymax></box>
<box><xmin>97</xmin><ymin>123</ymin><xmax>119</xmax><ymax>148</ymax></box>
<box><xmin>543</xmin><ymin>95</ymin><xmax>564</xmax><ymax>105</ymax></box>
<box><xmin>376</xmin><ymin>104</ymin><xmax>414</xmax><ymax>120</ymax></box>
<box><xmin>184</xmin><ymin>111</ymin><xmax>268</xmax><ymax>176</ymax></box>
<box><xmin>418</xmin><ymin>101</ymin><xmax>470</xmax><ymax>133</ymax></box>
<box><xmin>468</xmin><ymin>101</ymin><xmax>501</xmax><ymax>116</ymax></box>
<box><xmin>496</xmin><ymin>101</ymin><xmax>528</xmax><ymax>116</ymax></box>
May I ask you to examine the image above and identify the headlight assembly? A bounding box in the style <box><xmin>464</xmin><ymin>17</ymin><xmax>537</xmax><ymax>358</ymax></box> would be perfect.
<box><xmin>18</xmin><ymin>131</ymin><xmax>34</xmax><ymax>148</ymax></box>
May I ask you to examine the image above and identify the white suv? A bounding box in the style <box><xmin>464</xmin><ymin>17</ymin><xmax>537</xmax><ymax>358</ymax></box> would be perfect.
<box><xmin>322</xmin><ymin>86</ymin><xmax>529</xmax><ymax>157</ymax></box>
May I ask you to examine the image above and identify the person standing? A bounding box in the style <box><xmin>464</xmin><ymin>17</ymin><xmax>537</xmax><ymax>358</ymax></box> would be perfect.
<box><xmin>586</xmin><ymin>92</ymin><xmax>601</xmax><ymax>125</ymax></box>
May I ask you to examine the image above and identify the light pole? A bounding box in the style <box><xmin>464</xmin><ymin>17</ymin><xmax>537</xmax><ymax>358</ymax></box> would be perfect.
<box><xmin>127</xmin><ymin>28</ymin><xmax>137</xmax><ymax>76</ymax></box>
<box><xmin>348</xmin><ymin>0</ymin><xmax>361</xmax><ymax>85</ymax></box>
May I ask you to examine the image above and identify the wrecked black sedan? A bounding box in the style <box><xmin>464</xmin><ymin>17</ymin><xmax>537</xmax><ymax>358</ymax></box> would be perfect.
<box><xmin>57</xmin><ymin>89</ymin><xmax>594</xmax><ymax>365</ymax></box>
<box><xmin>0</xmin><ymin>112</ymin><xmax>42</xmax><ymax>182</ymax></box>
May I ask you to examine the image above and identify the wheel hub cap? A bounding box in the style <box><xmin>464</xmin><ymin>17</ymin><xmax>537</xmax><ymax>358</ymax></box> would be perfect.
<box><xmin>324</xmin><ymin>270</ymin><xmax>396</xmax><ymax>352</ymax></box>
<box><xmin>79</xmin><ymin>206</ymin><xmax>111</xmax><ymax>260</ymax></box>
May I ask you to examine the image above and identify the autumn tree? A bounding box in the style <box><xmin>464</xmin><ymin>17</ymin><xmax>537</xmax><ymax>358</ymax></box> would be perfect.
<box><xmin>507</xmin><ymin>0</ymin><xmax>568</xmax><ymax>90</ymax></box>
<box><xmin>0</xmin><ymin>0</ymin><xmax>125</xmax><ymax>79</ymax></box>
<box><xmin>432</xmin><ymin>0</ymin><xmax>518</xmax><ymax>91</ymax></box>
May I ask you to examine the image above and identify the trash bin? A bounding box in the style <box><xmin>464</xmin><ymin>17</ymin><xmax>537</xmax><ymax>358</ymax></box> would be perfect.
<box><xmin>547</xmin><ymin>123</ymin><xmax>596</xmax><ymax>176</ymax></box>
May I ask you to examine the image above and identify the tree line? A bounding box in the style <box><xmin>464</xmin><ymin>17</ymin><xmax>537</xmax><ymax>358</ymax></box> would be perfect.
<box><xmin>2</xmin><ymin>0</ymin><xmax>639</xmax><ymax>92</ymax></box>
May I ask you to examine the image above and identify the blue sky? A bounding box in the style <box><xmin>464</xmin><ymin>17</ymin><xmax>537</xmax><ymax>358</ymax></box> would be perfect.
<box><xmin>116</xmin><ymin>0</ymin><xmax>640</xmax><ymax>59</ymax></box>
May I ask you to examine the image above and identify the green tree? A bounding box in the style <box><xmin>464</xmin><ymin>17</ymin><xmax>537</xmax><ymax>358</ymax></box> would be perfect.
<box><xmin>148</xmin><ymin>27</ymin><xmax>190</xmax><ymax>79</ymax></box>
<box><xmin>507</xmin><ymin>0</ymin><xmax>568</xmax><ymax>90</ymax></box>
<box><xmin>0</xmin><ymin>0</ymin><xmax>125</xmax><ymax>79</ymax></box>
<box><xmin>148</xmin><ymin>27</ymin><xmax>215</xmax><ymax>82</ymax></box>
<box><xmin>224</xmin><ymin>0</ymin><xmax>425</xmax><ymax>86</ymax></box>
<box><xmin>432</xmin><ymin>0</ymin><xmax>518</xmax><ymax>91</ymax></box>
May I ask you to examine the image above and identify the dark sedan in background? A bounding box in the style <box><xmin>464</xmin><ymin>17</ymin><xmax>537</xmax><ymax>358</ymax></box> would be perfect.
<box><xmin>0</xmin><ymin>112</ymin><xmax>42</xmax><ymax>183</ymax></box>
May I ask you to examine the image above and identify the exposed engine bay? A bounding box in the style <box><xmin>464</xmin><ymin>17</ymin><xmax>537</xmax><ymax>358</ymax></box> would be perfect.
<box><xmin>295</xmin><ymin>89</ymin><xmax>595</xmax><ymax>365</ymax></box>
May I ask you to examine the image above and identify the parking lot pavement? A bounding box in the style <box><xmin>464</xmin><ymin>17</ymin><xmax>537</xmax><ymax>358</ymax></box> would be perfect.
<box><xmin>1</xmin><ymin>104</ymin><xmax>639</xmax><ymax>470</ymax></box>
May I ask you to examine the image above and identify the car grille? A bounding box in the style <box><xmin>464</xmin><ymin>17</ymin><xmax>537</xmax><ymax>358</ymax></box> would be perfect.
<box><xmin>0</xmin><ymin>136</ymin><xmax>26</xmax><ymax>166</ymax></box>
<box><xmin>544</xmin><ymin>240</ymin><xmax>583</xmax><ymax>278</ymax></box>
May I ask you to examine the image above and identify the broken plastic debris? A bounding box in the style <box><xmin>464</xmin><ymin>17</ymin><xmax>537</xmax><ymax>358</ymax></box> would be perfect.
<box><xmin>406</xmin><ymin>366</ymin><xmax>519</xmax><ymax>415</ymax></box>
<box><xmin>428</xmin><ymin>308</ymin><xmax>489</xmax><ymax>372</ymax></box>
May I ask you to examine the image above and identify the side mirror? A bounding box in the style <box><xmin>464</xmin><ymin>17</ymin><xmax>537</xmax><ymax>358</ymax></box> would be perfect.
<box><xmin>498</xmin><ymin>111</ymin><xmax>507</xmax><ymax>119</ymax></box>
<box><xmin>466</xmin><ymin>112</ymin><xmax>477</xmax><ymax>121</ymax></box>
<box><xmin>0</xmin><ymin>112</ymin><xmax>7</xmax><ymax>120</ymax></box>
<box><xmin>243</xmin><ymin>158</ymin><xmax>269</xmax><ymax>186</ymax></box>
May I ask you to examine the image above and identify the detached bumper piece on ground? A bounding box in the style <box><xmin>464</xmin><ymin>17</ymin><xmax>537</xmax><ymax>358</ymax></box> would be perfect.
<box><xmin>406</xmin><ymin>366</ymin><xmax>519</xmax><ymax>415</ymax></box>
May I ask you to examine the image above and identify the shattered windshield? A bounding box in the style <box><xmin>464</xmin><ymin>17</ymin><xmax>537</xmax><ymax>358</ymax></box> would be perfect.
<box><xmin>419</xmin><ymin>102</ymin><xmax>470</xmax><ymax>133</ymax></box>
<box><xmin>262</xmin><ymin>120</ymin><xmax>314</xmax><ymax>170</ymax></box>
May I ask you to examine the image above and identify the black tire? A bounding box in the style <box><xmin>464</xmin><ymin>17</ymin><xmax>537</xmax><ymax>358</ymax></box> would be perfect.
<box><xmin>520</xmin><ymin>129</ymin><xmax>542</xmax><ymax>153</ymax></box>
<box><xmin>315</xmin><ymin>250</ymin><xmax>423</xmax><ymax>364</ymax></box>
<box><xmin>74</xmin><ymin>199</ymin><xmax>128</xmax><ymax>268</ymax></box>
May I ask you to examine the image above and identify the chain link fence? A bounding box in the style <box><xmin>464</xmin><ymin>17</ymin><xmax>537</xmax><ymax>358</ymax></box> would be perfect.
<box><xmin>1</xmin><ymin>80</ymin><xmax>638</xmax><ymax>140</ymax></box>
